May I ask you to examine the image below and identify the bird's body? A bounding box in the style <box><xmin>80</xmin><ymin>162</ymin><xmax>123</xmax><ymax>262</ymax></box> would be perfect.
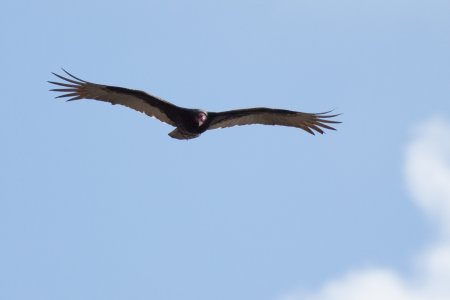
<box><xmin>168</xmin><ymin>109</ymin><xmax>209</xmax><ymax>140</ymax></box>
<box><xmin>49</xmin><ymin>70</ymin><xmax>341</xmax><ymax>139</ymax></box>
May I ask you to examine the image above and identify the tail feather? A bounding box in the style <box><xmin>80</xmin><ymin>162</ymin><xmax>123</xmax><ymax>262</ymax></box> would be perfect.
<box><xmin>168</xmin><ymin>128</ymin><xmax>200</xmax><ymax>140</ymax></box>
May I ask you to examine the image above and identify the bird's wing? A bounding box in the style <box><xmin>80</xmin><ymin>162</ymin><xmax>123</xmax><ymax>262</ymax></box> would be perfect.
<box><xmin>49</xmin><ymin>69</ymin><xmax>182</xmax><ymax>126</ymax></box>
<box><xmin>208</xmin><ymin>108</ymin><xmax>341</xmax><ymax>135</ymax></box>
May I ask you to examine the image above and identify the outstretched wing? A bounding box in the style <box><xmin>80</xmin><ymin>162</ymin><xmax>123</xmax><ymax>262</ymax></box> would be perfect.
<box><xmin>49</xmin><ymin>69</ymin><xmax>183</xmax><ymax>126</ymax></box>
<box><xmin>208</xmin><ymin>108</ymin><xmax>341</xmax><ymax>135</ymax></box>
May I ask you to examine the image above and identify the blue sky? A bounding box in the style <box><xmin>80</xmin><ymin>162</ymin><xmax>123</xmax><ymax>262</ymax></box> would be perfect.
<box><xmin>1</xmin><ymin>1</ymin><xmax>449</xmax><ymax>300</ymax></box>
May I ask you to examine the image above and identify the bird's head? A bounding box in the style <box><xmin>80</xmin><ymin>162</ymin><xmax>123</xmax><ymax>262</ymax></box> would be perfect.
<box><xmin>195</xmin><ymin>111</ymin><xmax>207</xmax><ymax>127</ymax></box>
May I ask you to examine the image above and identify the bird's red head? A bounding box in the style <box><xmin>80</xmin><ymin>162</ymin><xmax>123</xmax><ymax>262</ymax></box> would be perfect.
<box><xmin>196</xmin><ymin>111</ymin><xmax>207</xmax><ymax>127</ymax></box>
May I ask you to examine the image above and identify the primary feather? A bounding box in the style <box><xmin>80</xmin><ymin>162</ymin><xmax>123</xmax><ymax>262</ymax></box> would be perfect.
<box><xmin>49</xmin><ymin>69</ymin><xmax>180</xmax><ymax>126</ymax></box>
<box><xmin>208</xmin><ymin>108</ymin><xmax>340</xmax><ymax>135</ymax></box>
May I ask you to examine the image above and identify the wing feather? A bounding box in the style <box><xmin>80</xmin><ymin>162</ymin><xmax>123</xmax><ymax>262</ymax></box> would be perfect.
<box><xmin>49</xmin><ymin>69</ymin><xmax>181</xmax><ymax>126</ymax></box>
<box><xmin>208</xmin><ymin>108</ymin><xmax>341</xmax><ymax>135</ymax></box>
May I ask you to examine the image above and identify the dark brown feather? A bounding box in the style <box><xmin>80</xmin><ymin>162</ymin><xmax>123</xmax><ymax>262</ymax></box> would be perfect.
<box><xmin>208</xmin><ymin>108</ymin><xmax>341</xmax><ymax>135</ymax></box>
<box><xmin>49</xmin><ymin>70</ymin><xmax>183</xmax><ymax>126</ymax></box>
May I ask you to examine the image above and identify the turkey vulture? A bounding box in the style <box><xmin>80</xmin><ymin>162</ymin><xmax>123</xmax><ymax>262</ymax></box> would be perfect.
<box><xmin>49</xmin><ymin>70</ymin><xmax>341</xmax><ymax>140</ymax></box>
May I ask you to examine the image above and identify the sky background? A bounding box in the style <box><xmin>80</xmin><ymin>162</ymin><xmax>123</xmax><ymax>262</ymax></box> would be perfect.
<box><xmin>1</xmin><ymin>1</ymin><xmax>449</xmax><ymax>300</ymax></box>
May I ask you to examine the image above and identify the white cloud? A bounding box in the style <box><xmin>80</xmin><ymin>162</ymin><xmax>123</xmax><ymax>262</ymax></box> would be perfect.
<box><xmin>279</xmin><ymin>117</ymin><xmax>450</xmax><ymax>300</ymax></box>
<box><xmin>406</xmin><ymin>118</ymin><xmax>450</xmax><ymax>236</ymax></box>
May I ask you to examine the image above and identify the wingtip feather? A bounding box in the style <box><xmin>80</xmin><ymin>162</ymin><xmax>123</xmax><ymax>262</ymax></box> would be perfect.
<box><xmin>61</xmin><ymin>68</ymin><xmax>88</xmax><ymax>83</ymax></box>
<box><xmin>66</xmin><ymin>96</ymin><xmax>83</xmax><ymax>101</ymax></box>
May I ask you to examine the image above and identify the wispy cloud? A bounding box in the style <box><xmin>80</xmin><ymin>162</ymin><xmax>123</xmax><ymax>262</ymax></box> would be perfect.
<box><xmin>279</xmin><ymin>117</ymin><xmax>450</xmax><ymax>300</ymax></box>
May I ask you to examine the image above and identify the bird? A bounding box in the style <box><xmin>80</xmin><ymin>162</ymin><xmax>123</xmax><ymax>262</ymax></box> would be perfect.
<box><xmin>49</xmin><ymin>69</ymin><xmax>341</xmax><ymax>140</ymax></box>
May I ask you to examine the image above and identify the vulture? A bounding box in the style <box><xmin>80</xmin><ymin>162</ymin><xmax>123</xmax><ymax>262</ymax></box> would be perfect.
<box><xmin>49</xmin><ymin>70</ymin><xmax>341</xmax><ymax>140</ymax></box>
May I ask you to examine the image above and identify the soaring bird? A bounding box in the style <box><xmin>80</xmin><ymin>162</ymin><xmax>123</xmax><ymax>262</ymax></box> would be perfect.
<box><xmin>49</xmin><ymin>70</ymin><xmax>341</xmax><ymax>140</ymax></box>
